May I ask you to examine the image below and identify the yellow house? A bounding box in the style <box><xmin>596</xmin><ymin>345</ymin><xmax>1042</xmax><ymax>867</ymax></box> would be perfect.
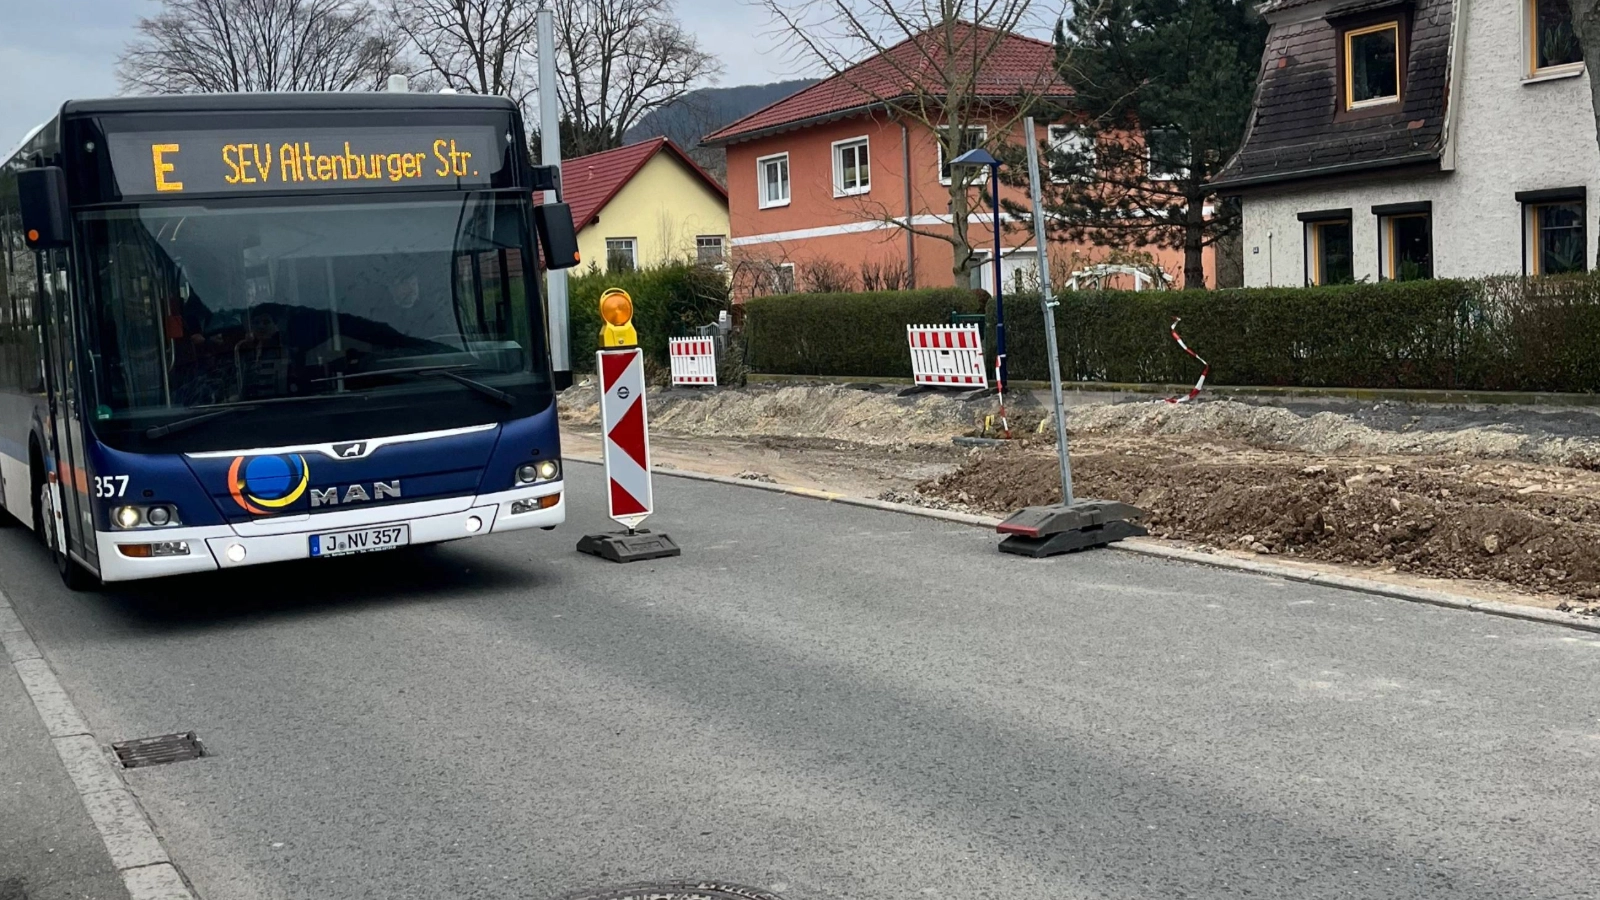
<box><xmin>563</xmin><ymin>137</ymin><xmax>729</xmax><ymax>272</ymax></box>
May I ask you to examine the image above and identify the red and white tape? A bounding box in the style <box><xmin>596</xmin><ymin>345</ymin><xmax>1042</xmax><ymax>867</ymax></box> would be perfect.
<box><xmin>1164</xmin><ymin>317</ymin><xmax>1210</xmax><ymax>404</ymax></box>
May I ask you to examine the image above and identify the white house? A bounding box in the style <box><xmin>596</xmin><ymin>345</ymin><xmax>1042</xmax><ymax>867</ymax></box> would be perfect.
<box><xmin>1211</xmin><ymin>0</ymin><xmax>1599</xmax><ymax>286</ymax></box>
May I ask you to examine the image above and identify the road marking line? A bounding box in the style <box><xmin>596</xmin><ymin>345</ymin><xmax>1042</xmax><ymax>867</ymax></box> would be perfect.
<box><xmin>0</xmin><ymin>590</ymin><xmax>199</xmax><ymax>900</ymax></box>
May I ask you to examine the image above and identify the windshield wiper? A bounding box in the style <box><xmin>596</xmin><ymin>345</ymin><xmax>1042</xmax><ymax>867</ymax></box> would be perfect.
<box><xmin>314</xmin><ymin>364</ymin><xmax>517</xmax><ymax>407</ymax></box>
<box><xmin>144</xmin><ymin>404</ymin><xmax>258</xmax><ymax>441</ymax></box>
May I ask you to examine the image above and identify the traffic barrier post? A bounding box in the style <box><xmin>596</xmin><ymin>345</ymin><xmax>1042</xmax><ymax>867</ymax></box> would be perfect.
<box><xmin>669</xmin><ymin>337</ymin><xmax>718</xmax><ymax>387</ymax></box>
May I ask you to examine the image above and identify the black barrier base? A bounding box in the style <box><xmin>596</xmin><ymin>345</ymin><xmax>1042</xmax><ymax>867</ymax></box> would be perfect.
<box><xmin>577</xmin><ymin>529</ymin><xmax>681</xmax><ymax>563</ymax></box>
<box><xmin>996</xmin><ymin>500</ymin><xmax>1147</xmax><ymax>558</ymax></box>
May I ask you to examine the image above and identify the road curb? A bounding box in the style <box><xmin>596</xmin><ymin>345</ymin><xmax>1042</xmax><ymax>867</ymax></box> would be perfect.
<box><xmin>0</xmin><ymin>590</ymin><xmax>201</xmax><ymax>900</ymax></box>
<box><xmin>566</xmin><ymin>456</ymin><xmax>1600</xmax><ymax>636</ymax></box>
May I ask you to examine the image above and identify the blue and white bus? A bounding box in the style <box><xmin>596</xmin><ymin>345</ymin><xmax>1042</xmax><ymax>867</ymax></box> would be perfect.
<box><xmin>0</xmin><ymin>92</ymin><xmax>580</xmax><ymax>587</ymax></box>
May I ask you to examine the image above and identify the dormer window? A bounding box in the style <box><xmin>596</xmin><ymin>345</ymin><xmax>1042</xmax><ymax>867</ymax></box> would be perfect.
<box><xmin>1344</xmin><ymin>22</ymin><xmax>1401</xmax><ymax>108</ymax></box>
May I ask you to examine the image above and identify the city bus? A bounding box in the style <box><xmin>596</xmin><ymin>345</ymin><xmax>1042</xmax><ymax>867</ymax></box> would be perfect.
<box><xmin>0</xmin><ymin>92</ymin><xmax>580</xmax><ymax>587</ymax></box>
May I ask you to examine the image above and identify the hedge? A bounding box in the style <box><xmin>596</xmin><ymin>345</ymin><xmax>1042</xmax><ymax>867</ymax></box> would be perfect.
<box><xmin>565</xmin><ymin>263</ymin><xmax>730</xmax><ymax>371</ymax></box>
<box><xmin>742</xmin><ymin>274</ymin><xmax>1600</xmax><ymax>393</ymax></box>
<box><xmin>744</xmin><ymin>288</ymin><xmax>985</xmax><ymax>377</ymax></box>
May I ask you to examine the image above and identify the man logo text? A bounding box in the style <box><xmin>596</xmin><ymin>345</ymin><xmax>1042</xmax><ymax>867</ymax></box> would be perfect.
<box><xmin>311</xmin><ymin>481</ymin><xmax>401</xmax><ymax>507</ymax></box>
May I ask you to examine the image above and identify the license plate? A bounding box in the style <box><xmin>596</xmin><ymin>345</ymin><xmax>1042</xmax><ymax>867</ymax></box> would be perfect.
<box><xmin>309</xmin><ymin>525</ymin><xmax>410</xmax><ymax>557</ymax></box>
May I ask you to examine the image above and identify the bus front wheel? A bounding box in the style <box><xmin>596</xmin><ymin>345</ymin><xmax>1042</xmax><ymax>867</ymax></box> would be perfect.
<box><xmin>38</xmin><ymin>481</ymin><xmax>97</xmax><ymax>592</ymax></box>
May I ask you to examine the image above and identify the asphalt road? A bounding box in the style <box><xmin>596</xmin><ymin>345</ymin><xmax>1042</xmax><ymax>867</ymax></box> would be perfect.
<box><xmin>3</xmin><ymin>461</ymin><xmax>1599</xmax><ymax>900</ymax></box>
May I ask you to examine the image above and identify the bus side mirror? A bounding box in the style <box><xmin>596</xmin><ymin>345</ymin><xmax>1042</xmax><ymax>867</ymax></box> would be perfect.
<box><xmin>534</xmin><ymin>202</ymin><xmax>581</xmax><ymax>270</ymax></box>
<box><xmin>18</xmin><ymin>167</ymin><xmax>71</xmax><ymax>250</ymax></box>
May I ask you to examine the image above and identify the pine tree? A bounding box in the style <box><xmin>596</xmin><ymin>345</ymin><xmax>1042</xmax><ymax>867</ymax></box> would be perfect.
<box><xmin>1034</xmin><ymin>0</ymin><xmax>1266</xmax><ymax>289</ymax></box>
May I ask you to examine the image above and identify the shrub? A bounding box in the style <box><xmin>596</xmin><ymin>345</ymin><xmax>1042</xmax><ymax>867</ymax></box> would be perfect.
<box><xmin>744</xmin><ymin>288</ymin><xmax>986</xmax><ymax>377</ymax></box>
<box><xmin>744</xmin><ymin>274</ymin><xmax>1600</xmax><ymax>393</ymax></box>
<box><xmin>565</xmin><ymin>263</ymin><xmax>730</xmax><ymax>371</ymax></box>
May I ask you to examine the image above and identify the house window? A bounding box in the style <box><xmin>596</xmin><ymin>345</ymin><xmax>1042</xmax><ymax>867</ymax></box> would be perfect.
<box><xmin>695</xmin><ymin>235</ymin><xmax>725</xmax><ymax>265</ymax></box>
<box><xmin>938</xmin><ymin>126</ymin><xmax>988</xmax><ymax>184</ymax></box>
<box><xmin>1529</xmin><ymin>0</ymin><xmax>1583</xmax><ymax>76</ymax></box>
<box><xmin>1375</xmin><ymin>204</ymin><xmax>1433</xmax><ymax>281</ymax></box>
<box><xmin>1519</xmin><ymin>189</ymin><xmax>1587</xmax><ymax>275</ymax></box>
<box><xmin>758</xmin><ymin>153</ymin><xmax>790</xmax><ymax>209</ymax></box>
<box><xmin>605</xmin><ymin>237</ymin><xmax>637</xmax><ymax>273</ymax></box>
<box><xmin>1344</xmin><ymin>22</ymin><xmax>1401</xmax><ymax>108</ymax></box>
<box><xmin>833</xmin><ymin>136</ymin><xmax>870</xmax><ymax>196</ymax></box>
<box><xmin>1145</xmin><ymin>127</ymin><xmax>1187</xmax><ymax>182</ymax></box>
<box><xmin>1048</xmin><ymin>124</ymin><xmax>1093</xmax><ymax>183</ymax></box>
<box><xmin>1300</xmin><ymin>209</ymin><xmax>1354</xmax><ymax>285</ymax></box>
<box><xmin>775</xmin><ymin>262</ymin><xmax>796</xmax><ymax>293</ymax></box>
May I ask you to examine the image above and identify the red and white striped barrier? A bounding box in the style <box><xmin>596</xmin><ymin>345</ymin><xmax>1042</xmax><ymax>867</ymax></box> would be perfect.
<box><xmin>907</xmin><ymin>324</ymin><xmax>988</xmax><ymax>388</ymax></box>
<box><xmin>668</xmin><ymin>337</ymin><xmax>717</xmax><ymax>387</ymax></box>
<box><xmin>597</xmin><ymin>347</ymin><xmax>654</xmax><ymax>528</ymax></box>
<box><xmin>1164</xmin><ymin>317</ymin><xmax>1210</xmax><ymax>404</ymax></box>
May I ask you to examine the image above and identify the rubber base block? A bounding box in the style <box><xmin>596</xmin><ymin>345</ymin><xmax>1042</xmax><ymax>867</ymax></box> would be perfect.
<box><xmin>576</xmin><ymin>529</ymin><xmax>682</xmax><ymax>563</ymax></box>
<box><xmin>998</xmin><ymin>519</ymin><xmax>1148</xmax><ymax>558</ymax></box>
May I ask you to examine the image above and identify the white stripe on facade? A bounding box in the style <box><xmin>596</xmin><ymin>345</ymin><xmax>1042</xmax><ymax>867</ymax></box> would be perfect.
<box><xmin>731</xmin><ymin>208</ymin><xmax>1213</xmax><ymax>247</ymax></box>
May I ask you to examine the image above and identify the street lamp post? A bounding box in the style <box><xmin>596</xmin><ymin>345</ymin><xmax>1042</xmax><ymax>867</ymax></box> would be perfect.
<box><xmin>950</xmin><ymin>147</ymin><xmax>1006</xmax><ymax>402</ymax></box>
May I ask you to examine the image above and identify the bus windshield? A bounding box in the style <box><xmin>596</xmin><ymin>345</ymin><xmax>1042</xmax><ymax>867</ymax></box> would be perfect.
<box><xmin>79</xmin><ymin>192</ymin><xmax>548</xmax><ymax>452</ymax></box>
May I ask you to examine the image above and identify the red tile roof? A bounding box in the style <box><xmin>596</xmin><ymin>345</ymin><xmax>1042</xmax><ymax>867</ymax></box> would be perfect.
<box><xmin>561</xmin><ymin>137</ymin><xmax>728</xmax><ymax>231</ymax></box>
<box><xmin>702</xmin><ymin>23</ymin><xmax>1071</xmax><ymax>146</ymax></box>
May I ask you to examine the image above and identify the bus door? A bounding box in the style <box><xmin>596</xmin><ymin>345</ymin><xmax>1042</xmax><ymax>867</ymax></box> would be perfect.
<box><xmin>38</xmin><ymin>248</ymin><xmax>97</xmax><ymax>570</ymax></box>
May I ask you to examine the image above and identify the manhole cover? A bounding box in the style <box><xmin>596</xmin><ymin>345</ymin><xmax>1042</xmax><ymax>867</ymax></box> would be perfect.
<box><xmin>558</xmin><ymin>883</ymin><xmax>787</xmax><ymax>900</ymax></box>
<box><xmin>112</xmin><ymin>732</ymin><xmax>206</xmax><ymax>768</ymax></box>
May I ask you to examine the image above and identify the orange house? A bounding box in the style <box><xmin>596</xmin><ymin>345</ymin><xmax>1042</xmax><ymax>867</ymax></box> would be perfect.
<box><xmin>701</xmin><ymin>23</ymin><xmax>1212</xmax><ymax>296</ymax></box>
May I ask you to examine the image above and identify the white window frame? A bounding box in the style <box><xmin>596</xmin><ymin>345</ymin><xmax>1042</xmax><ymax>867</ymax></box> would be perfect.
<box><xmin>757</xmin><ymin>152</ymin><xmax>791</xmax><ymax>209</ymax></box>
<box><xmin>695</xmin><ymin>234</ymin><xmax>726</xmax><ymax>265</ymax></box>
<box><xmin>938</xmin><ymin>126</ymin><xmax>989</xmax><ymax>186</ymax></box>
<box><xmin>1048</xmin><ymin>124</ymin><xmax>1093</xmax><ymax>184</ymax></box>
<box><xmin>604</xmin><ymin>237</ymin><xmax>637</xmax><ymax>272</ymax></box>
<box><xmin>832</xmin><ymin>135</ymin><xmax>871</xmax><ymax>197</ymax></box>
<box><xmin>1524</xmin><ymin>0</ymin><xmax>1586</xmax><ymax>81</ymax></box>
<box><xmin>775</xmin><ymin>262</ymin><xmax>796</xmax><ymax>293</ymax></box>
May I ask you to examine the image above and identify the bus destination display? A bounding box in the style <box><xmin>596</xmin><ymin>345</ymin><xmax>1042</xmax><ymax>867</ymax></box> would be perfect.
<box><xmin>106</xmin><ymin>127</ymin><xmax>501</xmax><ymax>198</ymax></box>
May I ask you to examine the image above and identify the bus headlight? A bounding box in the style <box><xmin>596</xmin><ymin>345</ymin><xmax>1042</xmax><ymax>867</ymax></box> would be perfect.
<box><xmin>112</xmin><ymin>504</ymin><xmax>182</xmax><ymax>530</ymax></box>
<box><xmin>516</xmin><ymin>460</ymin><xmax>561</xmax><ymax>485</ymax></box>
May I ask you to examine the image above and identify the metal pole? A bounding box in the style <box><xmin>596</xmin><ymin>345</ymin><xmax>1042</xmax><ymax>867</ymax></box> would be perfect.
<box><xmin>990</xmin><ymin>161</ymin><xmax>1006</xmax><ymax>389</ymax></box>
<box><xmin>537</xmin><ymin>7</ymin><xmax>570</xmax><ymax>376</ymax></box>
<box><xmin>1022</xmin><ymin>117</ymin><xmax>1074</xmax><ymax>505</ymax></box>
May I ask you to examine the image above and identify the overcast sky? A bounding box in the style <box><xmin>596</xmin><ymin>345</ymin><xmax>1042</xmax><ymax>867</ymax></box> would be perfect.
<box><xmin>0</xmin><ymin>0</ymin><xmax>801</xmax><ymax>152</ymax></box>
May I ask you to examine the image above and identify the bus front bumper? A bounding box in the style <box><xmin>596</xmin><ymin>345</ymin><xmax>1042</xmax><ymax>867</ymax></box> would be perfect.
<box><xmin>94</xmin><ymin>482</ymin><xmax>565</xmax><ymax>582</ymax></box>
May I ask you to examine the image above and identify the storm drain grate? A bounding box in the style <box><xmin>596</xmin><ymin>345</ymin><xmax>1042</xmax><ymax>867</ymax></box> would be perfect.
<box><xmin>112</xmin><ymin>732</ymin><xmax>206</xmax><ymax>768</ymax></box>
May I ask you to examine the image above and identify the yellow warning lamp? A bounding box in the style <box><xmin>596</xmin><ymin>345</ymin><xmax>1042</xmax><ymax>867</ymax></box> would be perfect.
<box><xmin>599</xmin><ymin>288</ymin><xmax>638</xmax><ymax>348</ymax></box>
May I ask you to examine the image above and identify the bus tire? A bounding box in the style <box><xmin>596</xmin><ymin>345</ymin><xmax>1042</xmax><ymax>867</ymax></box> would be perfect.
<box><xmin>38</xmin><ymin>480</ymin><xmax>97</xmax><ymax>591</ymax></box>
<box><xmin>28</xmin><ymin>440</ymin><xmax>45</xmax><ymax>542</ymax></box>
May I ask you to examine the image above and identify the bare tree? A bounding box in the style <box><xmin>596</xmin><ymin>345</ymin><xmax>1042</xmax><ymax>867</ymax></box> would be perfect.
<box><xmin>1570</xmin><ymin>3</ymin><xmax>1600</xmax><ymax>266</ymax></box>
<box><xmin>117</xmin><ymin>0</ymin><xmax>406</xmax><ymax>93</ymax></box>
<box><xmin>755</xmin><ymin>0</ymin><xmax>1069</xmax><ymax>281</ymax></box>
<box><xmin>389</xmin><ymin>0</ymin><xmax>538</xmax><ymax>102</ymax></box>
<box><xmin>552</xmin><ymin>0</ymin><xmax>722</xmax><ymax>157</ymax></box>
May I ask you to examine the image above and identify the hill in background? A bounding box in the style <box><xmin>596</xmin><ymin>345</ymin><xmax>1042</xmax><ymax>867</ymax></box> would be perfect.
<box><xmin>624</xmin><ymin>79</ymin><xmax>817</xmax><ymax>183</ymax></box>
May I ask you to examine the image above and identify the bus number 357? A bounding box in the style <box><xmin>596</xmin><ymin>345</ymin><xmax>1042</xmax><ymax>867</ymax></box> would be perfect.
<box><xmin>95</xmin><ymin>475</ymin><xmax>129</xmax><ymax>498</ymax></box>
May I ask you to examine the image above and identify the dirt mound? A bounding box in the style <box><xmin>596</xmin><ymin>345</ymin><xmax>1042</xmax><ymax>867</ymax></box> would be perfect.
<box><xmin>1058</xmin><ymin>400</ymin><xmax>1600</xmax><ymax>469</ymax></box>
<box><xmin>920</xmin><ymin>440</ymin><xmax>1600</xmax><ymax>599</ymax></box>
<box><xmin>560</xmin><ymin>383</ymin><xmax>1018</xmax><ymax>447</ymax></box>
